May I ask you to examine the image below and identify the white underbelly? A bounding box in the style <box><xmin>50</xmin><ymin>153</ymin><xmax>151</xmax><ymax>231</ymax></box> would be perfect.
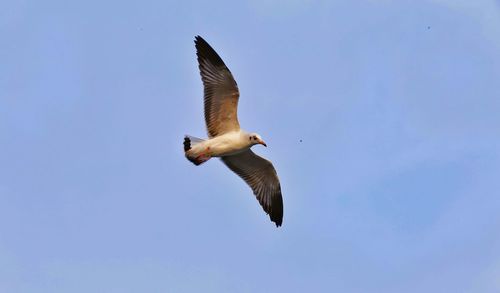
<box><xmin>204</xmin><ymin>133</ymin><xmax>249</xmax><ymax>157</ymax></box>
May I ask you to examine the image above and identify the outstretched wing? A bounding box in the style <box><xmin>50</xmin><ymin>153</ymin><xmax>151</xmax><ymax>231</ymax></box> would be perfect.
<box><xmin>221</xmin><ymin>150</ymin><xmax>283</xmax><ymax>227</ymax></box>
<box><xmin>195</xmin><ymin>36</ymin><xmax>240</xmax><ymax>138</ymax></box>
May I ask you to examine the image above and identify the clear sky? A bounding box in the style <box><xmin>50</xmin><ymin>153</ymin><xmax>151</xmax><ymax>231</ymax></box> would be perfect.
<box><xmin>1</xmin><ymin>0</ymin><xmax>500</xmax><ymax>292</ymax></box>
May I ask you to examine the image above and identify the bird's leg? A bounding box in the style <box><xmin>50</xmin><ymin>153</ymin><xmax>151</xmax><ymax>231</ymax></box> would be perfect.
<box><xmin>195</xmin><ymin>147</ymin><xmax>211</xmax><ymax>162</ymax></box>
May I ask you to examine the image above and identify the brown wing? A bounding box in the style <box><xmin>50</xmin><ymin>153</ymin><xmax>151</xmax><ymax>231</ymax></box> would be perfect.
<box><xmin>195</xmin><ymin>36</ymin><xmax>240</xmax><ymax>138</ymax></box>
<box><xmin>221</xmin><ymin>150</ymin><xmax>283</xmax><ymax>227</ymax></box>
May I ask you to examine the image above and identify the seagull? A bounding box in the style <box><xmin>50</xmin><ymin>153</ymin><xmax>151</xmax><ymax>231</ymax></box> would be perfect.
<box><xmin>183</xmin><ymin>36</ymin><xmax>284</xmax><ymax>227</ymax></box>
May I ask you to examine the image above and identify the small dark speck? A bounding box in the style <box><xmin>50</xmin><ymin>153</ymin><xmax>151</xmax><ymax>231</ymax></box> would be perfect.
<box><xmin>299</xmin><ymin>139</ymin><xmax>303</xmax><ymax>142</ymax></box>
<box><xmin>427</xmin><ymin>26</ymin><xmax>431</xmax><ymax>29</ymax></box>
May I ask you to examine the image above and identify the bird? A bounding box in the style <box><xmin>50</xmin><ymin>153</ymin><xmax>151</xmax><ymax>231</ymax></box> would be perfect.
<box><xmin>183</xmin><ymin>36</ymin><xmax>283</xmax><ymax>227</ymax></box>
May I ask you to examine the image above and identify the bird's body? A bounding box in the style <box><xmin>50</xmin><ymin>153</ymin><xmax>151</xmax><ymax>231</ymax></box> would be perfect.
<box><xmin>183</xmin><ymin>36</ymin><xmax>284</xmax><ymax>227</ymax></box>
<box><xmin>186</xmin><ymin>131</ymin><xmax>252</xmax><ymax>158</ymax></box>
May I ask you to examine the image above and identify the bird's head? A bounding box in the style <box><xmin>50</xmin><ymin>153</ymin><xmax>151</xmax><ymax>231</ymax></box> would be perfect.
<box><xmin>248</xmin><ymin>133</ymin><xmax>267</xmax><ymax>147</ymax></box>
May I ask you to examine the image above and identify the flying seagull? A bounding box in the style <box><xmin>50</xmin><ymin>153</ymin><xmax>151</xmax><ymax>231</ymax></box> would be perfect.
<box><xmin>183</xmin><ymin>36</ymin><xmax>284</xmax><ymax>227</ymax></box>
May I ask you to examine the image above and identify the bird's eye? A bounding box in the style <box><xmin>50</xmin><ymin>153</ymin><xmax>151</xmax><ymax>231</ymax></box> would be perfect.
<box><xmin>253</xmin><ymin>136</ymin><xmax>257</xmax><ymax>140</ymax></box>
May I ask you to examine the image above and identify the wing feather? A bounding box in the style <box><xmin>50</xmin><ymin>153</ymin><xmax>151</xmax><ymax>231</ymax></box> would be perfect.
<box><xmin>195</xmin><ymin>36</ymin><xmax>240</xmax><ymax>137</ymax></box>
<box><xmin>221</xmin><ymin>150</ymin><xmax>283</xmax><ymax>227</ymax></box>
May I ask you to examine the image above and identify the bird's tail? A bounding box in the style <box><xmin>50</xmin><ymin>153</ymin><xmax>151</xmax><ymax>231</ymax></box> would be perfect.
<box><xmin>183</xmin><ymin>135</ymin><xmax>211</xmax><ymax>166</ymax></box>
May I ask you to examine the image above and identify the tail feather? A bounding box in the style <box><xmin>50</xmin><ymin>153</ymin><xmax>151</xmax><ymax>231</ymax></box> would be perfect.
<box><xmin>183</xmin><ymin>135</ymin><xmax>210</xmax><ymax>165</ymax></box>
<box><xmin>183</xmin><ymin>135</ymin><xmax>204</xmax><ymax>151</ymax></box>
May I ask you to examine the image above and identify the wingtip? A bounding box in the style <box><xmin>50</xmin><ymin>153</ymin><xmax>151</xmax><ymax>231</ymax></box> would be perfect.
<box><xmin>273</xmin><ymin>218</ymin><xmax>283</xmax><ymax>227</ymax></box>
<box><xmin>194</xmin><ymin>35</ymin><xmax>205</xmax><ymax>44</ymax></box>
<box><xmin>193</xmin><ymin>35</ymin><xmax>228</xmax><ymax>70</ymax></box>
<box><xmin>271</xmin><ymin>212</ymin><xmax>283</xmax><ymax>227</ymax></box>
<box><xmin>271</xmin><ymin>190</ymin><xmax>283</xmax><ymax>227</ymax></box>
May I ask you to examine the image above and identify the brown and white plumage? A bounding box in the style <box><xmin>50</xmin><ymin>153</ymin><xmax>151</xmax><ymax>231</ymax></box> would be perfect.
<box><xmin>183</xmin><ymin>36</ymin><xmax>284</xmax><ymax>227</ymax></box>
<box><xmin>221</xmin><ymin>150</ymin><xmax>283</xmax><ymax>226</ymax></box>
<box><xmin>196</xmin><ymin>36</ymin><xmax>240</xmax><ymax>138</ymax></box>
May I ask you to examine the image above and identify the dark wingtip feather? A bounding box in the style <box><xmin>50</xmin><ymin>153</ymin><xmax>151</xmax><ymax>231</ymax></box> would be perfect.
<box><xmin>194</xmin><ymin>35</ymin><xmax>226</xmax><ymax>68</ymax></box>
<box><xmin>272</xmin><ymin>211</ymin><xmax>283</xmax><ymax>228</ymax></box>
<box><xmin>194</xmin><ymin>35</ymin><xmax>203</xmax><ymax>47</ymax></box>
<box><xmin>270</xmin><ymin>189</ymin><xmax>284</xmax><ymax>227</ymax></box>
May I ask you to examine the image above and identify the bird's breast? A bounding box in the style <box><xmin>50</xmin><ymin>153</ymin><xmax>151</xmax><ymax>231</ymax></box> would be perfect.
<box><xmin>205</xmin><ymin>133</ymin><xmax>250</xmax><ymax>157</ymax></box>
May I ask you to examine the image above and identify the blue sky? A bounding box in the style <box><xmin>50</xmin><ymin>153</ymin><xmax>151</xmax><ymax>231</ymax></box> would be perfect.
<box><xmin>1</xmin><ymin>0</ymin><xmax>500</xmax><ymax>292</ymax></box>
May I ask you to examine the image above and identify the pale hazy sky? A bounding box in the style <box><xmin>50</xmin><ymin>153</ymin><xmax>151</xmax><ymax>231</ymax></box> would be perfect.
<box><xmin>1</xmin><ymin>0</ymin><xmax>500</xmax><ymax>292</ymax></box>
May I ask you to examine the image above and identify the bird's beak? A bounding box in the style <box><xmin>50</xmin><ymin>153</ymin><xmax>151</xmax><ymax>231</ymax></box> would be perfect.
<box><xmin>259</xmin><ymin>140</ymin><xmax>267</xmax><ymax>147</ymax></box>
